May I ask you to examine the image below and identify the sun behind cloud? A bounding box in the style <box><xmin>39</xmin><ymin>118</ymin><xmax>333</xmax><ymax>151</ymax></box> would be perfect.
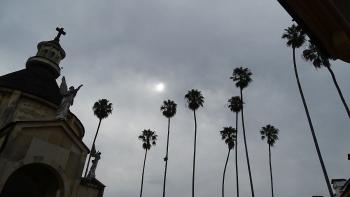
<box><xmin>155</xmin><ymin>82</ymin><xmax>165</xmax><ymax>92</ymax></box>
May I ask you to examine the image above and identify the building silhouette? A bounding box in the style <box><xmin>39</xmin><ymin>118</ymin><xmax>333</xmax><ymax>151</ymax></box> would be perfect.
<box><xmin>0</xmin><ymin>28</ymin><xmax>104</xmax><ymax>197</ymax></box>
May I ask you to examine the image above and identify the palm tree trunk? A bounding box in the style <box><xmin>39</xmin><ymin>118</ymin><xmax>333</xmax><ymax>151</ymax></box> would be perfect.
<box><xmin>162</xmin><ymin>118</ymin><xmax>171</xmax><ymax>197</ymax></box>
<box><xmin>268</xmin><ymin>144</ymin><xmax>274</xmax><ymax>197</ymax></box>
<box><xmin>192</xmin><ymin>110</ymin><xmax>197</xmax><ymax>197</ymax></box>
<box><xmin>326</xmin><ymin>66</ymin><xmax>350</xmax><ymax>119</ymax></box>
<box><xmin>235</xmin><ymin>112</ymin><xmax>239</xmax><ymax>197</ymax></box>
<box><xmin>84</xmin><ymin>118</ymin><xmax>102</xmax><ymax>177</ymax></box>
<box><xmin>222</xmin><ymin>149</ymin><xmax>231</xmax><ymax>197</ymax></box>
<box><xmin>292</xmin><ymin>48</ymin><xmax>333</xmax><ymax>196</ymax></box>
<box><xmin>240</xmin><ymin>89</ymin><xmax>255</xmax><ymax>197</ymax></box>
<box><xmin>140</xmin><ymin>150</ymin><xmax>148</xmax><ymax>197</ymax></box>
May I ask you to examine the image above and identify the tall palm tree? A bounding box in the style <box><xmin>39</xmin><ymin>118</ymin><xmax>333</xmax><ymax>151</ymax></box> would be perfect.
<box><xmin>138</xmin><ymin>129</ymin><xmax>158</xmax><ymax>197</ymax></box>
<box><xmin>185</xmin><ymin>89</ymin><xmax>204</xmax><ymax>197</ymax></box>
<box><xmin>282</xmin><ymin>24</ymin><xmax>333</xmax><ymax>196</ymax></box>
<box><xmin>160</xmin><ymin>100</ymin><xmax>177</xmax><ymax>197</ymax></box>
<box><xmin>228</xmin><ymin>96</ymin><xmax>243</xmax><ymax>197</ymax></box>
<box><xmin>230</xmin><ymin>67</ymin><xmax>254</xmax><ymax>197</ymax></box>
<box><xmin>84</xmin><ymin>99</ymin><xmax>113</xmax><ymax>177</ymax></box>
<box><xmin>260</xmin><ymin>124</ymin><xmax>279</xmax><ymax>197</ymax></box>
<box><xmin>303</xmin><ymin>41</ymin><xmax>350</xmax><ymax>119</ymax></box>
<box><xmin>219</xmin><ymin>126</ymin><xmax>236</xmax><ymax>197</ymax></box>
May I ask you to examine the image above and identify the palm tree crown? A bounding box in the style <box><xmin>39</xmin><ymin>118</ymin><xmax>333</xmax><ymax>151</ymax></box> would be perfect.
<box><xmin>303</xmin><ymin>41</ymin><xmax>330</xmax><ymax>68</ymax></box>
<box><xmin>260</xmin><ymin>125</ymin><xmax>279</xmax><ymax>146</ymax></box>
<box><xmin>220</xmin><ymin>127</ymin><xmax>237</xmax><ymax>150</ymax></box>
<box><xmin>230</xmin><ymin>67</ymin><xmax>253</xmax><ymax>89</ymax></box>
<box><xmin>185</xmin><ymin>89</ymin><xmax>204</xmax><ymax>111</ymax></box>
<box><xmin>228</xmin><ymin>96</ymin><xmax>243</xmax><ymax>113</ymax></box>
<box><xmin>138</xmin><ymin>129</ymin><xmax>158</xmax><ymax>150</ymax></box>
<box><xmin>281</xmin><ymin>24</ymin><xmax>306</xmax><ymax>49</ymax></box>
<box><xmin>93</xmin><ymin>99</ymin><xmax>113</xmax><ymax>120</ymax></box>
<box><xmin>161</xmin><ymin>100</ymin><xmax>177</xmax><ymax>118</ymax></box>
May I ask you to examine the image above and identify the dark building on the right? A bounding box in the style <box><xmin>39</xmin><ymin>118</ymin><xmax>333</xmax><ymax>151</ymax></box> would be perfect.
<box><xmin>278</xmin><ymin>0</ymin><xmax>350</xmax><ymax>63</ymax></box>
<box><xmin>278</xmin><ymin>1</ymin><xmax>350</xmax><ymax>196</ymax></box>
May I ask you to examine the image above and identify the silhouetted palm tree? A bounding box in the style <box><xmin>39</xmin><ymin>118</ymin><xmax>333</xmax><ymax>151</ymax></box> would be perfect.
<box><xmin>303</xmin><ymin>41</ymin><xmax>350</xmax><ymax>119</ymax></box>
<box><xmin>230</xmin><ymin>67</ymin><xmax>254</xmax><ymax>197</ymax></box>
<box><xmin>160</xmin><ymin>100</ymin><xmax>177</xmax><ymax>197</ymax></box>
<box><xmin>282</xmin><ymin>24</ymin><xmax>333</xmax><ymax>196</ymax></box>
<box><xmin>84</xmin><ymin>99</ymin><xmax>113</xmax><ymax>177</ymax></box>
<box><xmin>260</xmin><ymin>124</ymin><xmax>279</xmax><ymax>197</ymax></box>
<box><xmin>185</xmin><ymin>89</ymin><xmax>204</xmax><ymax>197</ymax></box>
<box><xmin>138</xmin><ymin>129</ymin><xmax>158</xmax><ymax>197</ymax></box>
<box><xmin>219</xmin><ymin>126</ymin><xmax>236</xmax><ymax>197</ymax></box>
<box><xmin>228</xmin><ymin>96</ymin><xmax>243</xmax><ymax>197</ymax></box>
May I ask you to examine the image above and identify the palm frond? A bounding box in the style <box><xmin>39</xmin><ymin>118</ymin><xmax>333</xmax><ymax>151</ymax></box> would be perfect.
<box><xmin>219</xmin><ymin>126</ymin><xmax>237</xmax><ymax>150</ymax></box>
<box><xmin>303</xmin><ymin>41</ymin><xmax>331</xmax><ymax>69</ymax></box>
<box><xmin>185</xmin><ymin>89</ymin><xmax>204</xmax><ymax>111</ymax></box>
<box><xmin>160</xmin><ymin>99</ymin><xmax>177</xmax><ymax>118</ymax></box>
<box><xmin>282</xmin><ymin>24</ymin><xmax>306</xmax><ymax>49</ymax></box>
<box><xmin>138</xmin><ymin>129</ymin><xmax>158</xmax><ymax>150</ymax></box>
<box><xmin>231</xmin><ymin>67</ymin><xmax>253</xmax><ymax>89</ymax></box>
<box><xmin>260</xmin><ymin>124</ymin><xmax>279</xmax><ymax>146</ymax></box>
<box><xmin>228</xmin><ymin>96</ymin><xmax>243</xmax><ymax>113</ymax></box>
<box><xmin>93</xmin><ymin>99</ymin><xmax>113</xmax><ymax>120</ymax></box>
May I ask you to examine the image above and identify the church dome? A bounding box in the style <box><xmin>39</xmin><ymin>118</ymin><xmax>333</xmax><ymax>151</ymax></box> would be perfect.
<box><xmin>26</xmin><ymin>27</ymin><xmax>66</xmax><ymax>79</ymax></box>
<box><xmin>0</xmin><ymin>67</ymin><xmax>62</xmax><ymax>105</ymax></box>
<box><xmin>0</xmin><ymin>28</ymin><xmax>67</xmax><ymax>105</ymax></box>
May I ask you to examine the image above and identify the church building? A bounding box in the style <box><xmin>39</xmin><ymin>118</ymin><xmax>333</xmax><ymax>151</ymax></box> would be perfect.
<box><xmin>0</xmin><ymin>28</ymin><xmax>104</xmax><ymax>197</ymax></box>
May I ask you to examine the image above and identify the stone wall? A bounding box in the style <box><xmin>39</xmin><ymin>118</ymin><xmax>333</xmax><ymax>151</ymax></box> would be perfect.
<box><xmin>0</xmin><ymin>121</ymin><xmax>89</xmax><ymax>197</ymax></box>
<box><xmin>0</xmin><ymin>87</ymin><xmax>99</xmax><ymax>197</ymax></box>
<box><xmin>0</xmin><ymin>87</ymin><xmax>85</xmax><ymax>138</ymax></box>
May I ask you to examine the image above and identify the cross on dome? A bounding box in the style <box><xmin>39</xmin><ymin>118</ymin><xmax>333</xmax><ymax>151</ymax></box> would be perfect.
<box><xmin>54</xmin><ymin>27</ymin><xmax>66</xmax><ymax>42</ymax></box>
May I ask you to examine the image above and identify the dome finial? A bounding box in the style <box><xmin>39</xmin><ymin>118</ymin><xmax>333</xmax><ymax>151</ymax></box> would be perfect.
<box><xmin>54</xmin><ymin>27</ymin><xmax>66</xmax><ymax>42</ymax></box>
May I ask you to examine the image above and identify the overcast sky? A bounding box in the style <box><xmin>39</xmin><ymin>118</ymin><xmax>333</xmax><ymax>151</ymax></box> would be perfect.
<box><xmin>1</xmin><ymin>0</ymin><xmax>350</xmax><ymax>196</ymax></box>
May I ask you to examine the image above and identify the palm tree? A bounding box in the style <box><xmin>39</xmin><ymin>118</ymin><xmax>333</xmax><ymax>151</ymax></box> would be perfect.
<box><xmin>160</xmin><ymin>100</ymin><xmax>177</xmax><ymax>197</ymax></box>
<box><xmin>138</xmin><ymin>129</ymin><xmax>158</xmax><ymax>197</ymax></box>
<box><xmin>185</xmin><ymin>89</ymin><xmax>204</xmax><ymax>197</ymax></box>
<box><xmin>260</xmin><ymin>124</ymin><xmax>279</xmax><ymax>197</ymax></box>
<box><xmin>303</xmin><ymin>41</ymin><xmax>350</xmax><ymax>119</ymax></box>
<box><xmin>84</xmin><ymin>99</ymin><xmax>113</xmax><ymax>177</ymax></box>
<box><xmin>219</xmin><ymin>126</ymin><xmax>236</xmax><ymax>197</ymax></box>
<box><xmin>230</xmin><ymin>67</ymin><xmax>254</xmax><ymax>197</ymax></box>
<box><xmin>282</xmin><ymin>24</ymin><xmax>333</xmax><ymax>196</ymax></box>
<box><xmin>228</xmin><ymin>96</ymin><xmax>243</xmax><ymax>197</ymax></box>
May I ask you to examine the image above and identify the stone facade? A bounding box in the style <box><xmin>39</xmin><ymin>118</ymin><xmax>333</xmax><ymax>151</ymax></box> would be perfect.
<box><xmin>0</xmin><ymin>88</ymin><xmax>104</xmax><ymax>197</ymax></box>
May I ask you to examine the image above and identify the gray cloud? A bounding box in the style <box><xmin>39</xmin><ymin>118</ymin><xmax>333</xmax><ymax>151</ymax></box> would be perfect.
<box><xmin>1</xmin><ymin>0</ymin><xmax>350</xmax><ymax>196</ymax></box>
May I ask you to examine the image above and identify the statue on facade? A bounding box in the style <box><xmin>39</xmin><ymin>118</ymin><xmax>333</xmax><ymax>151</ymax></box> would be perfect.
<box><xmin>87</xmin><ymin>149</ymin><xmax>101</xmax><ymax>179</ymax></box>
<box><xmin>56</xmin><ymin>76</ymin><xmax>83</xmax><ymax>120</ymax></box>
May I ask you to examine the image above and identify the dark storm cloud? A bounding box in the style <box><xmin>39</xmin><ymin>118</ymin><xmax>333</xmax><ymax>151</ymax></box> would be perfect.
<box><xmin>0</xmin><ymin>0</ymin><xmax>349</xmax><ymax>196</ymax></box>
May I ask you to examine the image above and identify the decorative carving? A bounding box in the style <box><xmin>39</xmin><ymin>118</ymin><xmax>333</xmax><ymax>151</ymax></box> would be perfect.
<box><xmin>56</xmin><ymin>77</ymin><xmax>82</xmax><ymax>120</ymax></box>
